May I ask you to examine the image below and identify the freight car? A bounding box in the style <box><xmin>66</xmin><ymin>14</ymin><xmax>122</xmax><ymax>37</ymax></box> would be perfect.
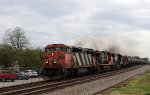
<box><xmin>42</xmin><ymin>44</ymin><xmax>149</xmax><ymax>78</ymax></box>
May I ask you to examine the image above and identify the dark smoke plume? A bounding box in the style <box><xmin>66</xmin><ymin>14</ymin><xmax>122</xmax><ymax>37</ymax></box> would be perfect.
<box><xmin>107</xmin><ymin>45</ymin><xmax>121</xmax><ymax>53</ymax></box>
<box><xmin>74</xmin><ymin>34</ymin><xmax>140</xmax><ymax>56</ymax></box>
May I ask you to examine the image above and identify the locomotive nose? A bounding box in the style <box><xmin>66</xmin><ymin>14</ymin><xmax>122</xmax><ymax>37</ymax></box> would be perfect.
<box><xmin>44</xmin><ymin>51</ymin><xmax>65</xmax><ymax>67</ymax></box>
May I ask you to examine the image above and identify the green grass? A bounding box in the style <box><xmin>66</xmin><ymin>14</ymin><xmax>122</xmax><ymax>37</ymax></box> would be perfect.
<box><xmin>111</xmin><ymin>70</ymin><xmax>150</xmax><ymax>95</ymax></box>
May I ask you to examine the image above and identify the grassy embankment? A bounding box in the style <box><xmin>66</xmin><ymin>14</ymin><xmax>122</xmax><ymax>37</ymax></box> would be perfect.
<box><xmin>110</xmin><ymin>70</ymin><xmax>150</xmax><ymax>95</ymax></box>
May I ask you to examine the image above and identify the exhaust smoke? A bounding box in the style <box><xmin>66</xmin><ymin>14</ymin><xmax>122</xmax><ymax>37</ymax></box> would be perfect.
<box><xmin>74</xmin><ymin>34</ymin><xmax>140</xmax><ymax>56</ymax></box>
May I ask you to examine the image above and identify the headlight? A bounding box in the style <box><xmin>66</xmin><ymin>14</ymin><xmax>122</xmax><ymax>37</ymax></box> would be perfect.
<box><xmin>52</xmin><ymin>53</ymin><xmax>54</xmax><ymax>56</ymax></box>
<box><xmin>46</xmin><ymin>61</ymin><xmax>48</xmax><ymax>63</ymax></box>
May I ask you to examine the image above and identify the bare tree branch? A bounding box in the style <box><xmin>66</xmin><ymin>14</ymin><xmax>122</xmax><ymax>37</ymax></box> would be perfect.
<box><xmin>3</xmin><ymin>27</ymin><xmax>30</xmax><ymax>50</ymax></box>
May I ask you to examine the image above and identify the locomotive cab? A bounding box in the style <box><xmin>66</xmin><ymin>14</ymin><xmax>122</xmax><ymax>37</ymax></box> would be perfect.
<box><xmin>96</xmin><ymin>51</ymin><xmax>113</xmax><ymax>65</ymax></box>
<box><xmin>112</xmin><ymin>53</ymin><xmax>122</xmax><ymax>65</ymax></box>
<box><xmin>95</xmin><ymin>51</ymin><xmax>115</xmax><ymax>71</ymax></box>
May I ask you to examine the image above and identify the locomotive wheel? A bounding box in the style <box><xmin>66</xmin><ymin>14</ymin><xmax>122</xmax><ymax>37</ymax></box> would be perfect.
<box><xmin>117</xmin><ymin>65</ymin><xmax>121</xmax><ymax>70</ymax></box>
<box><xmin>88</xmin><ymin>68</ymin><xmax>92</xmax><ymax>74</ymax></box>
<box><xmin>109</xmin><ymin>66</ymin><xmax>112</xmax><ymax>71</ymax></box>
<box><xmin>73</xmin><ymin>69</ymin><xmax>78</xmax><ymax>77</ymax></box>
<box><xmin>2</xmin><ymin>78</ymin><xmax>5</xmax><ymax>82</ymax></box>
<box><xmin>95</xmin><ymin>67</ymin><xmax>102</xmax><ymax>74</ymax></box>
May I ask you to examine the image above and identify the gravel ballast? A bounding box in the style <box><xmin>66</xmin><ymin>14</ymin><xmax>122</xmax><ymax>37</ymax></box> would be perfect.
<box><xmin>43</xmin><ymin>65</ymin><xmax>150</xmax><ymax>95</ymax></box>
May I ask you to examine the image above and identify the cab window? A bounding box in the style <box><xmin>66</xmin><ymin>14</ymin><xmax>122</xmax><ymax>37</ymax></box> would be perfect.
<box><xmin>61</xmin><ymin>48</ymin><xmax>66</xmax><ymax>51</ymax></box>
<box><xmin>45</xmin><ymin>47</ymin><xmax>66</xmax><ymax>52</ymax></box>
<box><xmin>45</xmin><ymin>48</ymin><xmax>54</xmax><ymax>52</ymax></box>
<box><xmin>56</xmin><ymin>47</ymin><xmax>66</xmax><ymax>52</ymax></box>
<box><xmin>56</xmin><ymin>48</ymin><xmax>61</xmax><ymax>51</ymax></box>
<box><xmin>67</xmin><ymin>48</ymin><xmax>71</xmax><ymax>53</ymax></box>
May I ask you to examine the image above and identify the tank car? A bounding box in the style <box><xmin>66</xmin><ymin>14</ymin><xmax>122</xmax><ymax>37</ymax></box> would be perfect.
<box><xmin>122</xmin><ymin>56</ymin><xmax>129</xmax><ymax>67</ymax></box>
<box><xmin>141</xmin><ymin>58</ymin><xmax>150</xmax><ymax>64</ymax></box>
<box><xmin>124</xmin><ymin>56</ymin><xmax>148</xmax><ymax>66</ymax></box>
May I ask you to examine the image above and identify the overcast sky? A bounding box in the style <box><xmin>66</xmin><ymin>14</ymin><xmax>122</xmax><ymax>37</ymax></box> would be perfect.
<box><xmin>0</xmin><ymin>0</ymin><xmax>150</xmax><ymax>58</ymax></box>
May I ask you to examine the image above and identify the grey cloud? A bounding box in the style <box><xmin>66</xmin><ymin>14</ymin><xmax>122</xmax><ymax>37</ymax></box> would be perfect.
<box><xmin>0</xmin><ymin>0</ymin><xmax>150</xmax><ymax>58</ymax></box>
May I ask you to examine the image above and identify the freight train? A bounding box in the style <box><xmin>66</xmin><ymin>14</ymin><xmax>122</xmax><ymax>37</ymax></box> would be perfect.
<box><xmin>42</xmin><ymin>44</ymin><xmax>149</xmax><ymax>78</ymax></box>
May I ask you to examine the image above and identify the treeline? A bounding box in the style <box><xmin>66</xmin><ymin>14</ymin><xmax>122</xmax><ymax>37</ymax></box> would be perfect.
<box><xmin>0</xmin><ymin>27</ymin><xmax>43</xmax><ymax>68</ymax></box>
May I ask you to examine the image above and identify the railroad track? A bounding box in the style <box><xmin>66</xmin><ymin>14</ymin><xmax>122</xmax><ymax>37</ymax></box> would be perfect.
<box><xmin>0</xmin><ymin>65</ymin><xmax>144</xmax><ymax>95</ymax></box>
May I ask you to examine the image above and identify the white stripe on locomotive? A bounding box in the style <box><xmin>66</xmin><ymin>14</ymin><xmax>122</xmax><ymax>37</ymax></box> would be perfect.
<box><xmin>81</xmin><ymin>53</ymin><xmax>86</xmax><ymax>66</ymax></box>
<box><xmin>83</xmin><ymin>53</ymin><xmax>88</xmax><ymax>66</ymax></box>
<box><xmin>85</xmin><ymin>54</ymin><xmax>89</xmax><ymax>65</ymax></box>
<box><xmin>88</xmin><ymin>54</ymin><xmax>92</xmax><ymax>65</ymax></box>
<box><xmin>73</xmin><ymin>53</ymin><xmax>77</xmax><ymax>66</ymax></box>
<box><xmin>78</xmin><ymin>53</ymin><xmax>84</xmax><ymax>66</ymax></box>
<box><xmin>75</xmin><ymin>53</ymin><xmax>82</xmax><ymax>66</ymax></box>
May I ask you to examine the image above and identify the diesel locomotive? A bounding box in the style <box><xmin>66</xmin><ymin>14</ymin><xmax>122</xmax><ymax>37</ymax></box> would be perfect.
<box><xmin>42</xmin><ymin>44</ymin><xmax>149</xmax><ymax>78</ymax></box>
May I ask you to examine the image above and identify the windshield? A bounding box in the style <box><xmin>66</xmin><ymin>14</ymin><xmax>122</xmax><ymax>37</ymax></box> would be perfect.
<box><xmin>98</xmin><ymin>53</ymin><xmax>107</xmax><ymax>64</ymax></box>
<box><xmin>45</xmin><ymin>47</ymin><xmax>66</xmax><ymax>52</ymax></box>
<box><xmin>45</xmin><ymin>48</ymin><xmax>53</xmax><ymax>52</ymax></box>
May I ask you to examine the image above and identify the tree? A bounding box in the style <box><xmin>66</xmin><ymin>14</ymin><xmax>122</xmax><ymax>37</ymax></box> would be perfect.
<box><xmin>3</xmin><ymin>27</ymin><xmax>30</xmax><ymax>50</ymax></box>
<box><xmin>0</xmin><ymin>44</ymin><xmax>17</xmax><ymax>67</ymax></box>
<box><xmin>18</xmin><ymin>48</ymin><xmax>42</xmax><ymax>68</ymax></box>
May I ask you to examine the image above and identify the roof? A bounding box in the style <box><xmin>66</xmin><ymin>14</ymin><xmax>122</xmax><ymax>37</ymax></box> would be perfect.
<box><xmin>46</xmin><ymin>44</ymin><xmax>69</xmax><ymax>48</ymax></box>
